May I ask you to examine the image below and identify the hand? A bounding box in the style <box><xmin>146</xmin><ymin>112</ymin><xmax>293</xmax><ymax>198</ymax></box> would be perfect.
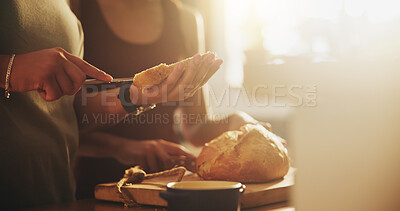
<box><xmin>130</xmin><ymin>53</ymin><xmax>223</xmax><ymax>105</ymax></box>
<box><xmin>9</xmin><ymin>47</ymin><xmax>112</xmax><ymax>101</ymax></box>
<box><xmin>116</xmin><ymin>139</ymin><xmax>196</xmax><ymax>173</ymax></box>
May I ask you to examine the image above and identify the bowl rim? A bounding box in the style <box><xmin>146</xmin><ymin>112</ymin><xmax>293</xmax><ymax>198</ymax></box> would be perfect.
<box><xmin>166</xmin><ymin>181</ymin><xmax>243</xmax><ymax>191</ymax></box>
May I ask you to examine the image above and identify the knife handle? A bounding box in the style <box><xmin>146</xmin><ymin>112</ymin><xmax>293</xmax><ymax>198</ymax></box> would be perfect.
<box><xmin>170</xmin><ymin>155</ymin><xmax>196</xmax><ymax>173</ymax></box>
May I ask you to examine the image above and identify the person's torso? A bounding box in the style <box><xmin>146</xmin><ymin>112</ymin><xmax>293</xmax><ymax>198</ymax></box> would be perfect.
<box><xmin>0</xmin><ymin>0</ymin><xmax>83</xmax><ymax>208</ymax></box>
<box><xmin>80</xmin><ymin>0</ymin><xmax>190</xmax><ymax>142</ymax></box>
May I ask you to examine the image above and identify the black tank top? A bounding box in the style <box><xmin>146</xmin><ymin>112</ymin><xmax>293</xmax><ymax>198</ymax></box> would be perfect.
<box><xmin>79</xmin><ymin>0</ymin><xmax>191</xmax><ymax>142</ymax></box>
<box><xmin>81</xmin><ymin>0</ymin><xmax>189</xmax><ymax>77</ymax></box>
<box><xmin>75</xmin><ymin>1</ymin><xmax>193</xmax><ymax>199</ymax></box>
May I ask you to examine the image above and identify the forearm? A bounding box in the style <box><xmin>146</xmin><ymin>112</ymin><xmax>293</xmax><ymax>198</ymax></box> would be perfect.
<box><xmin>75</xmin><ymin>52</ymin><xmax>222</xmax><ymax>134</ymax></box>
<box><xmin>78</xmin><ymin>131</ymin><xmax>128</xmax><ymax>158</ymax></box>
<box><xmin>74</xmin><ymin>87</ymin><xmax>129</xmax><ymax>134</ymax></box>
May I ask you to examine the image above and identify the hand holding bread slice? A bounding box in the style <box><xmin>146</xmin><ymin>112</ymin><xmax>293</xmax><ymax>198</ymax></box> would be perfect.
<box><xmin>133</xmin><ymin>52</ymin><xmax>216</xmax><ymax>89</ymax></box>
<box><xmin>130</xmin><ymin>52</ymin><xmax>222</xmax><ymax>105</ymax></box>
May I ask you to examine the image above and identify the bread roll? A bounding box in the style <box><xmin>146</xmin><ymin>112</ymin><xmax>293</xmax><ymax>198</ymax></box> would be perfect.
<box><xmin>196</xmin><ymin>124</ymin><xmax>290</xmax><ymax>182</ymax></box>
<box><xmin>132</xmin><ymin>52</ymin><xmax>215</xmax><ymax>89</ymax></box>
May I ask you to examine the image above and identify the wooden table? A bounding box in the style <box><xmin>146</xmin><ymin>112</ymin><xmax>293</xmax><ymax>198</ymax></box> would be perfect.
<box><xmin>23</xmin><ymin>199</ymin><xmax>294</xmax><ymax>211</ymax></box>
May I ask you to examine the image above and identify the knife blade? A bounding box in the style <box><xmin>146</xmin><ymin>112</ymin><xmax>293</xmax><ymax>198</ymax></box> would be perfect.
<box><xmin>83</xmin><ymin>77</ymin><xmax>133</xmax><ymax>85</ymax></box>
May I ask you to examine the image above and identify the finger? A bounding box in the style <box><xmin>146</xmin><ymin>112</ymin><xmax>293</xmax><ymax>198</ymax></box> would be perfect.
<box><xmin>190</xmin><ymin>55</ymin><xmax>218</xmax><ymax>92</ymax></box>
<box><xmin>182</xmin><ymin>54</ymin><xmax>205</xmax><ymax>88</ymax></box>
<box><xmin>129</xmin><ymin>84</ymin><xmax>142</xmax><ymax>105</ymax></box>
<box><xmin>55</xmin><ymin>70</ymin><xmax>75</xmax><ymax>95</ymax></box>
<box><xmin>190</xmin><ymin>53</ymin><xmax>215</xmax><ymax>86</ymax></box>
<box><xmin>192</xmin><ymin>53</ymin><xmax>202</xmax><ymax>65</ymax></box>
<box><xmin>143</xmin><ymin>61</ymin><xmax>185</xmax><ymax>96</ymax></box>
<box><xmin>197</xmin><ymin>59</ymin><xmax>223</xmax><ymax>88</ymax></box>
<box><xmin>62</xmin><ymin>51</ymin><xmax>113</xmax><ymax>82</ymax></box>
<box><xmin>42</xmin><ymin>76</ymin><xmax>63</xmax><ymax>101</ymax></box>
<box><xmin>192</xmin><ymin>60</ymin><xmax>222</xmax><ymax>97</ymax></box>
<box><xmin>153</xmin><ymin>142</ymin><xmax>172</xmax><ymax>170</ymax></box>
<box><xmin>146</xmin><ymin>152</ymin><xmax>159</xmax><ymax>173</ymax></box>
<box><xmin>63</xmin><ymin>60</ymin><xmax>87</xmax><ymax>94</ymax></box>
<box><xmin>186</xmin><ymin>58</ymin><xmax>222</xmax><ymax>97</ymax></box>
<box><xmin>170</xmin><ymin>155</ymin><xmax>197</xmax><ymax>172</ymax></box>
<box><xmin>141</xmin><ymin>62</ymin><xmax>185</xmax><ymax>103</ymax></box>
<box><xmin>167</xmin><ymin>56</ymin><xmax>201</xmax><ymax>99</ymax></box>
<box><xmin>277</xmin><ymin>136</ymin><xmax>287</xmax><ymax>147</ymax></box>
<box><xmin>259</xmin><ymin>121</ymin><xmax>272</xmax><ymax>131</ymax></box>
<box><xmin>159</xmin><ymin>140</ymin><xmax>196</xmax><ymax>160</ymax></box>
<box><xmin>38</xmin><ymin>89</ymin><xmax>47</xmax><ymax>100</ymax></box>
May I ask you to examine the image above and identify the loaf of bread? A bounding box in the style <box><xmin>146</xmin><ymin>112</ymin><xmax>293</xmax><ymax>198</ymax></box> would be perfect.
<box><xmin>132</xmin><ymin>52</ymin><xmax>215</xmax><ymax>89</ymax></box>
<box><xmin>196</xmin><ymin>124</ymin><xmax>290</xmax><ymax>182</ymax></box>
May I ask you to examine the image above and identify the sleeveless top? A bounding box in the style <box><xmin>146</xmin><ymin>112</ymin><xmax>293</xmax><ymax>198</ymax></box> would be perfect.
<box><xmin>0</xmin><ymin>0</ymin><xmax>83</xmax><ymax>208</ymax></box>
<box><xmin>75</xmin><ymin>0</ymin><xmax>192</xmax><ymax>199</ymax></box>
<box><xmin>81</xmin><ymin>0</ymin><xmax>190</xmax><ymax>142</ymax></box>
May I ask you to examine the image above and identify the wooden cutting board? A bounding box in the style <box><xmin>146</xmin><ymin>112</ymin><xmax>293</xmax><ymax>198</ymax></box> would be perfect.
<box><xmin>94</xmin><ymin>168</ymin><xmax>294</xmax><ymax>209</ymax></box>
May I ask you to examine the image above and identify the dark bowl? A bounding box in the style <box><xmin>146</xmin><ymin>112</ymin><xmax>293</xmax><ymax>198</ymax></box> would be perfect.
<box><xmin>159</xmin><ymin>181</ymin><xmax>245</xmax><ymax>211</ymax></box>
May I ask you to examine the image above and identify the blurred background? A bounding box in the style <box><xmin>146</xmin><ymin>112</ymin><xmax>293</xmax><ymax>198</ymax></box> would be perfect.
<box><xmin>182</xmin><ymin>0</ymin><xmax>400</xmax><ymax>210</ymax></box>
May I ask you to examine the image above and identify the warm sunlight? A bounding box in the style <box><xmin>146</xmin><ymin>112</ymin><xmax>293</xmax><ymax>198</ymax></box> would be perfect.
<box><xmin>223</xmin><ymin>0</ymin><xmax>400</xmax><ymax>85</ymax></box>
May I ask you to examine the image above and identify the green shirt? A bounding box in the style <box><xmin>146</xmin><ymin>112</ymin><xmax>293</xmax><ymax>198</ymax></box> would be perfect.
<box><xmin>0</xmin><ymin>0</ymin><xmax>83</xmax><ymax>208</ymax></box>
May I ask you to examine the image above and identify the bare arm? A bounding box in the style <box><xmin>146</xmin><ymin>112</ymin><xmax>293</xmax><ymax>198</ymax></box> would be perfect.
<box><xmin>78</xmin><ymin>131</ymin><xmax>196</xmax><ymax>173</ymax></box>
<box><xmin>0</xmin><ymin>48</ymin><xmax>112</xmax><ymax>100</ymax></box>
<box><xmin>0</xmin><ymin>48</ymin><xmax>221</xmax><ymax>135</ymax></box>
<box><xmin>74</xmin><ymin>87</ymin><xmax>128</xmax><ymax>134</ymax></box>
<box><xmin>75</xmin><ymin>52</ymin><xmax>222</xmax><ymax>134</ymax></box>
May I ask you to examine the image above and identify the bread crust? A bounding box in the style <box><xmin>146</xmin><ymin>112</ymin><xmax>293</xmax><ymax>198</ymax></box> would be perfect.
<box><xmin>196</xmin><ymin>124</ymin><xmax>290</xmax><ymax>182</ymax></box>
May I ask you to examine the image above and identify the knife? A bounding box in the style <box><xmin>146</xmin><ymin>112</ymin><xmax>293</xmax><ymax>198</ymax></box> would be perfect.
<box><xmin>83</xmin><ymin>77</ymin><xmax>133</xmax><ymax>85</ymax></box>
<box><xmin>170</xmin><ymin>155</ymin><xmax>197</xmax><ymax>173</ymax></box>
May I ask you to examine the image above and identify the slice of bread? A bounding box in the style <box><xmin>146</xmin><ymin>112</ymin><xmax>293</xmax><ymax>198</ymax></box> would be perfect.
<box><xmin>132</xmin><ymin>52</ymin><xmax>214</xmax><ymax>89</ymax></box>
